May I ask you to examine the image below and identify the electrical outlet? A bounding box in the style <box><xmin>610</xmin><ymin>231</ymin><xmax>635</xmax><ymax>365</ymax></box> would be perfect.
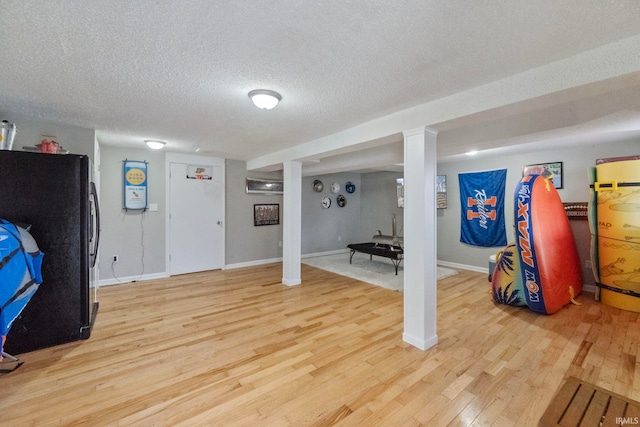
<box><xmin>113</xmin><ymin>255</ymin><xmax>119</xmax><ymax>262</ymax></box>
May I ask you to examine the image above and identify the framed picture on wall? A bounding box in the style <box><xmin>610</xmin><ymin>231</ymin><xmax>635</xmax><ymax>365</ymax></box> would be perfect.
<box><xmin>254</xmin><ymin>204</ymin><xmax>279</xmax><ymax>226</ymax></box>
<box><xmin>523</xmin><ymin>161</ymin><xmax>563</xmax><ymax>189</ymax></box>
<box><xmin>436</xmin><ymin>175</ymin><xmax>447</xmax><ymax>209</ymax></box>
<box><xmin>396</xmin><ymin>178</ymin><xmax>404</xmax><ymax>208</ymax></box>
<box><xmin>246</xmin><ymin>178</ymin><xmax>283</xmax><ymax>194</ymax></box>
<box><xmin>396</xmin><ymin>177</ymin><xmax>448</xmax><ymax>208</ymax></box>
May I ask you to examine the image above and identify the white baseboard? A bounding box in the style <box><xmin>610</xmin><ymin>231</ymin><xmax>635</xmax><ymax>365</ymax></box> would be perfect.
<box><xmin>225</xmin><ymin>249</ymin><xmax>350</xmax><ymax>270</ymax></box>
<box><xmin>99</xmin><ymin>272</ymin><xmax>168</xmax><ymax>286</ymax></box>
<box><xmin>437</xmin><ymin>260</ymin><xmax>598</xmax><ymax>297</ymax></box>
<box><xmin>98</xmin><ymin>250</ymin><xmax>352</xmax><ymax>282</ymax></box>
<box><xmin>302</xmin><ymin>249</ymin><xmax>349</xmax><ymax>259</ymax></box>
<box><xmin>437</xmin><ymin>261</ymin><xmax>596</xmax><ymax>291</ymax></box>
<box><xmin>282</xmin><ymin>277</ymin><xmax>301</xmax><ymax>286</ymax></box>
<box><xmin>225</xmin><ymin>257</ymin><xmax>282</xmax><ymax>270</ymax></box>
<box><xmin>402</xmin><ymin>332</ymin><xmax>438</xmax><ymax>351</ymax></box>
<box><xmin>437</xmin><ymin>260</ymin><xmax>489</xmax><ymax>274</ymax></box>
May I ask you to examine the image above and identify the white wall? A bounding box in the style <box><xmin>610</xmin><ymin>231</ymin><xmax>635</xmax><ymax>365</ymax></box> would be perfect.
<box><xmin>436</xmin><ymin>139</ymin><xmax>640</xmax><ymax>285</ymax></box>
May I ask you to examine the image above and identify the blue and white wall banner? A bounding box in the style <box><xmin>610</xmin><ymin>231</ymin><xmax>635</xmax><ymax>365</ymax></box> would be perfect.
<box><xmin>123</xmin><ymin>160</ymin><xmax>148</xmax><ymax>210</ymax></box>
<box><xmin>458</xmin><ymin>169</ymin><xmax>507</xmax><ymax>247</ymax></box>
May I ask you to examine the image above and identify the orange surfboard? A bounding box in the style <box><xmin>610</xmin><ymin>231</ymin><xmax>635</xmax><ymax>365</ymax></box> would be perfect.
<box><xmin>514</xmin><ymin>175</ymin><xmax>582</xmax><ymax>314</ymax></box>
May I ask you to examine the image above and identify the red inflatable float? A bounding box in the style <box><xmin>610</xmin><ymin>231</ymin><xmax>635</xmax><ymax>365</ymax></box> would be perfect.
<box><xmin>513</xmin><ymin>175</ymin><xmax>582</xmax><ymax>314</ymax></box>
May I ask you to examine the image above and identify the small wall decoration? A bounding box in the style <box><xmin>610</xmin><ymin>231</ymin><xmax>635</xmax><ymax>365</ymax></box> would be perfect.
<box><xmin>337</xmin><ymin>195</ymin><xmax>347</xmax><ymax>207</ymax></box>
<box><xmin>523</xmin><ymin>161</ymin><xmax>563</xmax><ymax>189</ymax></box>
<box><xmin>313</xmin><ymin>180</ymin><xmax>324</xmax><ymax>192</ymax></box>
<box><xmin>563</xmin><ymin>202</ymin><xmax>588</xmax><ymax>220</ymax></box>
<box><xmin>123</xmin><ymin>160</ymin><xmax>148</xmax><ymax>210</ymax></box>
<box><xmin>397</xmin><ymin>176</ymin><xmax>449</xmax><ymax>208</ymax></box>
<box><xmin>254</xmin><ymin>204</ymin><xmax>279</xmax><ymax>226</ymax></box>
<box><xmin>330</xmin><ymin>182</ymin><xmax>340</xmax><ymax>193</ymax></box>
<box><xmin>345</xmin><ymin>181</ymin><xmax>356</xmax><ymax>193</ymax></box>
<box><xmin>187</xmin><ymin>165</ymin><xmax>212</xmax><ymax>180</ymax></box>
<box><xmin>246</xmin><ymin>178</ymin><xmax>283</xmax><ymax>194</ymax></box>
<box><xmin>321</xmin><ymin>196</ymin><xmax>331</xmax><ymax>208</ymax></box>
<box><xmin>396</xmin><ymin>178</ymin><xmax>404</xmax><ymax>208</ymax></box>
<box><xmin>437</xmin><ymin>175</ymin><xmax>447</xmax><ymax>209</ymax></box>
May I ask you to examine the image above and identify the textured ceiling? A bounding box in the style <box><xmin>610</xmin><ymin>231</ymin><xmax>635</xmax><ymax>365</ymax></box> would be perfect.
<box><xmin>1</xmin><ymin>1</ymin><xmax>640</xmax><ymax>170</ymax></box>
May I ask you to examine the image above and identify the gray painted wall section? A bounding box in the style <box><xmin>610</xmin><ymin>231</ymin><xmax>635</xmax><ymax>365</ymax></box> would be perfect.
<box><xmin>225</xmin><ymin>159</ymin><xmax>284</xmax><ymax>265</ymax></box>
<box><xmin>436</xmin><ymin>139</ymin><xmax>640</xmax><ymax>285</ymax></box>
<box><xmin>6</xmin><ymin>111</ymin><xmax>636</xmax><ymax>287</ymax></box>
<box><xmin>358</xmin><ymin>171</ymin><xmax>404</xmax><ymax>243</ymax></box>
<box><xmin>0</xmin><ymin>111</ymin><xmax>96</xmax><ymax>159</ymax></box>
<box><xmin>99</xmin><ymin>145</ymin><xmax>166</xmax><ymax>281</ymax></box>
<box><xmin>301</xmin><ymin>173</ymin><xmax>362</xmax><ymax>254</ymax></box>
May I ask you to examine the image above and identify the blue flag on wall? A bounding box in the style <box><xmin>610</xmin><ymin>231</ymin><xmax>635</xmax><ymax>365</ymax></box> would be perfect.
<box><xmin>458</xmin><ymin>169</ymin><xmax>507</xmax><ymax>247</ymax></box>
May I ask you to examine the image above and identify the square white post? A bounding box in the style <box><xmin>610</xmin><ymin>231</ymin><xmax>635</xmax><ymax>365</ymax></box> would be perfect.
<box><xmin>282</xmin><ymin>161</ymin><xmax>302</xmax><ymax>286</ymax></box>
<box><xmin>402</xmin><ymin>127</ymin><xmax>438</xmax><ymax>350</ymax></box>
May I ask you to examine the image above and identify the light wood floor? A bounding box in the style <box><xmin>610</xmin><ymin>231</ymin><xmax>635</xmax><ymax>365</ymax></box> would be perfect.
<box><xmin>1</xmin><ymin>263</ymin><xmax>638</xmax><ymax>426</ymax></box>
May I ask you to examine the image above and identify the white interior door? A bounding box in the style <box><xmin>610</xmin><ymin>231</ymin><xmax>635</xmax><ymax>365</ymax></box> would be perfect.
<box><xmin>169</xmin><ymin>162</ymin><xmax>224</xmax><ymax>275</ymax></box>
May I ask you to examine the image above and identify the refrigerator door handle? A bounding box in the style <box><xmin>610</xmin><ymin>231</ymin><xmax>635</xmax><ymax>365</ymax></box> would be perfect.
<box><xmin>89</xmin><ymin>181</ymin><xmax>100</xmax><ymax>268</ymax></box>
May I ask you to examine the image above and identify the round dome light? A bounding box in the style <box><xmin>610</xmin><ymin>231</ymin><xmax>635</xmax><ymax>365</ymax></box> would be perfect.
<box><xmin>145</xmin><ymin>140</ymin><xmax>166</xmax><ymax>150</ymax></box>
<box><xmin>248</xmin><ymin>89</ymin><xmax>282</xmax><ymax>110</ymax></box>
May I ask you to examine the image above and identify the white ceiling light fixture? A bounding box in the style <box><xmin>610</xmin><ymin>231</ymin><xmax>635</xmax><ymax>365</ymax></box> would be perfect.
<box><xmin>248</xmin><ymin>89</ymin><xmax>282</xmax><ymax>110</ymax></box>
<box><xmin>145</xmin><ymin>140</ymin><xmax>166</xmax><ymax>150</ymax></box>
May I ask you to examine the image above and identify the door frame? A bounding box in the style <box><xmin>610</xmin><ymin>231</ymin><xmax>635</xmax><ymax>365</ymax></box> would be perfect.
<box><xmin>165</xmin><ymin>153</ymin><xmax>225</xmax><ymax>276</ymax></box>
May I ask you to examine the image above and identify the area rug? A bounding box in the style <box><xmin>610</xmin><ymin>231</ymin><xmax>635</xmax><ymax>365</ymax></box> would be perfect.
<box><xmin>302</xmin><ymin>252</ymin><xmax>458</xmax><ymax>291</ymax></box>
<box><xmin>539</xmin><ymin>376</ymin><xmax>640</xmax><ymax>426</ymax></box>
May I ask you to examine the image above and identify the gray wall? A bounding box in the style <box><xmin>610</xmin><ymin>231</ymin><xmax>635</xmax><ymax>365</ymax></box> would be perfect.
<box><xmin>7</xmin><ymin>112</ymin><xmax>635</xmax><ymax>287</ymax></box>
<box><xmin>99</xmin><ymin>145</ymin><xmax>166</xmax><ymax>281</ymax></box>
<box><xmin>300</xmin><ymin>171</ymin><xmax>405</xmax><ymax>253</ymax></box>
<box><xmin>436</xmin><ymin>139</ymin><xmax>640</xmax><ymax>285</ymax></box>
<box><xmin>0</xmin><ymin>111</ymin><xmax>96</xmax><ymax>159</ymax></box>
<box><xmin>358</xmin><ymin>171</ymin><xmax>404</xmax><ymax>242</ymax></box>
<box><xmin>301</xmin><ymin>173</ymin><xmax>362</xmax><ymax>254</ymax></box>
<box><xmin>225</xmin><ymin>159</ymin><xmax>284</xmax><ymax>265</ymax></box>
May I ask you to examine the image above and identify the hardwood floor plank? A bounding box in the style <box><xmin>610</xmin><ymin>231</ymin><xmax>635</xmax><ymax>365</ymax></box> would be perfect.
<box><xmin>1</xmin><ymin>265</ymin><xmax>638</xmax><ymax>426</ymax></box>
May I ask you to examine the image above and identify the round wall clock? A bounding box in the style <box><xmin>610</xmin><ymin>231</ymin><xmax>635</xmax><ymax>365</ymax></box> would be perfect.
<box><xmin>321</xmin><ymin>196</ymin><xmax>331</xmax><ymax>208</ymax></box>
<box><xmin>330</xmin><ymin>182</ymin><xmax>340</xmax><ymax>193</ymax></box>
<box><xmin>313</xmin><ymin>180</ymin><xmax>324</xmax><ymax>192</ymax></box>
<box><xmin>345</xmin><ymin>181</ymin><xmax>356</xmax><ymax>193</ymax></box>
<box><xmin>337</xmin><ymin>194</ymin><xmax>347</xmax><ymax>207</ymax></box>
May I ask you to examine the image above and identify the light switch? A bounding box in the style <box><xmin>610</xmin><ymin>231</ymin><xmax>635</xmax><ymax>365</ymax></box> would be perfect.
<box><xmin>149</xmin><ymin>203</ymin><xmax>158</xmax><ymax>212</ymax></box>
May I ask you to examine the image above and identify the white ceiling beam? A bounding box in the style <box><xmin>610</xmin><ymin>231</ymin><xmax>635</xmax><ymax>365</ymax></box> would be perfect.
<box><xmin>247</xmin><ymin>34</ymin><xmax>640</xmax><ymax>171</ymax></box>
<box><xmin>301</xmin><ymin>142</ymin><xmax>403</xmax><ymax>176</ymax></box>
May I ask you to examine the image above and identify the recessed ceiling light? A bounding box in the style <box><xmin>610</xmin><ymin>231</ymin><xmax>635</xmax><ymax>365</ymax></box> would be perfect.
<box><xmin>248</xmin><ymin>89</ymin><xmax>282</xmax><ymax>110</ymax></box>
<box><xmin>145</xmin><ymin>140</ymin><xmax>166</xmax><ymax>150</ymax></box>
<box><xmin>465</xmin><ymin>150</ymin><xmax>478</xmax><ymax>156</ymax></box>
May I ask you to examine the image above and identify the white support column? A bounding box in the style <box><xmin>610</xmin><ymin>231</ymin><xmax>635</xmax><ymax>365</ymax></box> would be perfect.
<box><xmin>282</xmin><ymin>161</ymin><xmax>302</xmax><ymax>286</ymax></box>
<box><xmin>402</xmin><ymin>127</ymin><xmax>438</xmax><ymax>350</ymax></box>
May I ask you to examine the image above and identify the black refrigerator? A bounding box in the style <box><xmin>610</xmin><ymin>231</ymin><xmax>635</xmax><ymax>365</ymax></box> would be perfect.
<box><xmin>0</xmin><ymin>150</ymin><xmax>100</xmax><ymax>355</ymax></box>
